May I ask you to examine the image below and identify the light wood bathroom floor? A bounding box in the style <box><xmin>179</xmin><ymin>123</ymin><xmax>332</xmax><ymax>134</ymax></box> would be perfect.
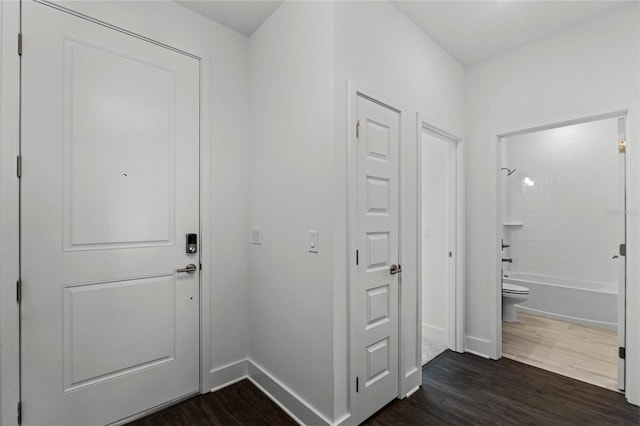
<box><xmin>502</xmin><ymin>312</ymin><xmax>619</xmax><ymax>392</ymax></box>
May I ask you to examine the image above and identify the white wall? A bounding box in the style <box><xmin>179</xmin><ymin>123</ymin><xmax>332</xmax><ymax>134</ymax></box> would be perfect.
<box><xmin>248</xmin><ymin>1</ymin><xmax>335</xmax><ymax>421</ymax></box>
<box><xmin>421</xmin><ymin>131</ymin><xmax>450</xmax><ymax>342</ymax></box>
<box><xmin>1</xmin><ymin>3</ymin><xmax>251</xmax><ymax>423</ymax></box>
<box><xmin>503</xmin><ymin>118</ymin><xmax>621</xmax><ymax>287</ymax></box>
<box><xmin>333</xmin><ymin>1</ymin><xmax>465</xmax><ymax>420</ymax></box>
<box><xmin>464</xmin><ymin>2</ymin><xmax>639</xmax><ymax>402</ymax></box>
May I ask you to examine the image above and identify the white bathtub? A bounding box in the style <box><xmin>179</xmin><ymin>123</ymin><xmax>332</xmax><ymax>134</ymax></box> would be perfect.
<box><xmin>502</xmin><ymin>272</ymin><xmax>618</xmax><ymax>331</ymax></box>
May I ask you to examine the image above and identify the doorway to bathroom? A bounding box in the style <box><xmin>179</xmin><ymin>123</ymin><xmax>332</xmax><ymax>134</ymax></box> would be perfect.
<box><xmin>495</xmin><ymin>113</ymin><xmax>627</xmax><ymax>392</ymax></box>
<box><xmin>418</xmin><ymin>116</ymin><xmax>464</xmax><ymax>366</ymax></box>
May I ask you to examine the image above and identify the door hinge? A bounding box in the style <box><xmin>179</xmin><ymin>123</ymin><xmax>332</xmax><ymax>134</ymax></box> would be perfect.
<box><xmin>199</xmin><ymin>263</ymin><xmax>202</xmax><ymax>271</ymax></box>
<box><xmin>620</xmin><ymin>243</ymin><xmax>626</xmax><ymax>257</ymax></box>
<box><xmin>619</xmin><ymin>347</ymin><xmax>626</xmax><ymax>360</ymax></box>
<box><xmin>18</xmin><ymin>33</ymin><xmax>22</xmax><ymax>56</ymax></box>
<box><xmin>356</xmin><ymin>250</ymin><xmax>359</xmax><ymax>266</ymax></box>
<box><xmin>17</xmin><ymin>401</ymin><xmax>21</xmax><ymax>425</ymax></box>
<box><xmin>356</xmin><ymin>119</ymin><xmax>360</xmax><ymax>139</ymax></box>
<box><xmin>448</xmin><ymin>251</ymin><xmax>453</xmax><ymax>258</ymax></box>
<box><xmin>16</xmin><ymin>280</ymin><xmax>21</xmax><ymax>304</ymax></box>
<box><xmin>17</xmin><ymin>156</ymin><xmax>21</xmax><ymax>178</ymax></box>
<box><xmin>356</xmin><ymin>377</ymin><xmax>359</xmax><ymax>393</ymax></box>
<box><xmin>619</xmin><ymin>140</ymin><xmax>626</xmax><ymax>154</ymax></box>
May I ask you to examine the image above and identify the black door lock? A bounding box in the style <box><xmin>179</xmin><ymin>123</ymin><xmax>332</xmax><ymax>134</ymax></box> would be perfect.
<box><xmin>186</xmin><ymin>233</ymin><xmax>197</xmax><ymax>254</ymax></box>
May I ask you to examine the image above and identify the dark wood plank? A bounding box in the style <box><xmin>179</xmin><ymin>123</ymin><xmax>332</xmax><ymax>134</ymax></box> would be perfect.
<box><xmin>128</xmin><ymin>379</ymin><xmax>296</xmax><ymax>426</ymax></box>
<box><xmin>365</xmin><ymin>351</ymin><xmax>640</xmax><ymax>426</ymax></box>
<box><xmin>128</xmin><ymin>351</ymin><xmax>639</xmax><ymax>425</ymax></box>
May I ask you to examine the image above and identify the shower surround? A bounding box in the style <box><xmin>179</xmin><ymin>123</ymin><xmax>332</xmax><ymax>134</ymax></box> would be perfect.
<box><xmin>502</xmin><ymin>118</ymin><xmax>622</xmax><ymax>329</ymax></box>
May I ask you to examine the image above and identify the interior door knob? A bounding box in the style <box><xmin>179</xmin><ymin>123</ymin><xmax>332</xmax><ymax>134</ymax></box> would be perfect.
<box><xmin>390</xmin><ymin>264</ymin><xmax>402</xmax><ymax>275</ymax></box>
<box><xmin>176</xmin><ymin>264</ymin><xmax>197</xmax><ymax>274</ymax></box>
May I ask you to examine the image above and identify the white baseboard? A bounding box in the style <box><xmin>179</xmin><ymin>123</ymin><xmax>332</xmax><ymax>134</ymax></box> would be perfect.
<box><xmin>516</xmin><ymin>305</ymin><xmax>617</xmax><ymax>331</ymax></box>
<box><xmin>205</xmin><ymin>358</ymin><xmax>348</xmax><ymax>426</ymax></box>
<box><xmin>422</xmin><ymin>322</ymin><xmax>447</xmax><ymax>343</ymax></box>
<box><xmin>209</xmin><ymin>359</ymin><xmax>249</xmax><ymax>392</ymax></box>
<box><xmin>247</xmin><ymin>359</ymin><xmax>333</xmax><ymax>426</ymax></box>
<box><xmin>333</xmin><ymin>413</ymin><xmax>352</xmax><ymax>426</ymax></box>
<box><xmin>464</xmin><ymin>335</ymin><xmax>491</xmax><ymax>358</ymax></box>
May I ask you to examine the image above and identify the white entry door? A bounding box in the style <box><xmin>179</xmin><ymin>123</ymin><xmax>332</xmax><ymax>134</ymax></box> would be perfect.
<box><xmin>353</xmin><ymin>94</ymin><xmax>400</xmax><ymax>424</ymax></box>
<box><xmin>21</xmin><ymin>2</ymin><xmax>200</xmax><ymax>425</ymax></box>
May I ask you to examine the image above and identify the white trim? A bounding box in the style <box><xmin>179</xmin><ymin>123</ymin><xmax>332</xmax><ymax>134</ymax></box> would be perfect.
<box><xmin>0</xmin><ymin>1</ymin><xmax>21</xmax><ymax>425</ymax></box>
<box><xmin>208</xmin><ymin>359</ymin><xmax>249</xmax><ymax>392</ymax></box>
<box><xmin>198</xmin><ymin>49</ymin><xmax>212</xmax><ymax>395</ymax></box>
<box><xmin>347</xmin><ymin>81</ymin><xmax>409</xmax><ymax>425</ymax></box>
<box><xmin>489</xmin><ymin>106</ymin><xmax>639</xmax><ymax>406</ymax></box>
<box><xmin>422</xmin><ymin>323</ymin><xmax>447</xmax><ymax>342</ymax></box>
<box><xmin>333</xmin><ymin>413</ymin><xmax>352</xmax><ymax>426</ymax></box>
<box><xmin>417</xmin><ymin>113</ymin><xmax>465</xmax><ymax>354</ymax></box>
<box><xmin>464</xmin><ymin>336</ymin><xmax>492</xmax><ymax>359</ymax></box>
<box><xmin>247</xmin><ymin>360</ymin><xmax>334</xmax><ymax>426</ymax></box>
<box><xmin>515</xmin><ymin>306</ymin><xmax>617</xmax><ymax>331</ymax></box>
<box><xmin>624</xmin><ymin>103</ymin><xmax>639</xmax><ymax>406</ymax></box>
<box><xmin>404</xmin><ymin>384</ymin><xmax>421</xmax><ymax>399</ymax></box>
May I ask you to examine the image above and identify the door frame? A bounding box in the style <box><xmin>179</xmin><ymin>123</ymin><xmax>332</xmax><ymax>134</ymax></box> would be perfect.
<box><xmin>489</xmin><ymin>108</ymin><xmax>636</xmax><ymax>401</ymax></box>
<box><xmin>347</xmin><ymin>81</ymin><xmax>406</xmax><ymax>423</ymax></box>
<box><xmin>0</xmin><ymin>2</ymin><xmax>212</xmax><ymax>424</ymax></box>
<box><xmin>417</xmin><ymin>114</ymin><xmax>465</xmax><ymax>353</ymax></box>
<box><xmin>0</xmin><ymin>1</ymin><xmax>22</xmax><ymax>424</ymax></box>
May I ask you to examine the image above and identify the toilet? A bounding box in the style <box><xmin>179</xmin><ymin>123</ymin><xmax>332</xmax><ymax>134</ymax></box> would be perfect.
<box><xmin>502</xmin><ymin>282</ymin><xmax>530</xmax><ymax>323</ymax></box>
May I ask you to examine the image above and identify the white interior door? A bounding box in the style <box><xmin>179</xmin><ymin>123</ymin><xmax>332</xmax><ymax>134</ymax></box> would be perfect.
<box><xmin>21</xmin><ymin>2</ymin><xmax>200</xmax><ymax>425</ymax></box>
<box><xmin>421</xmin><ymin>130</ymin><xmax>454</xmax><ymax>354</ymax></box>
<box><xmin>617</xmin><ymin>117</ymin><xmax>627</xmax><ymax>391</ymax></box>
<box><xmin>353</xmin><ymin>94</ymin><xmax>400</xmax><ymax>424</ymax></box>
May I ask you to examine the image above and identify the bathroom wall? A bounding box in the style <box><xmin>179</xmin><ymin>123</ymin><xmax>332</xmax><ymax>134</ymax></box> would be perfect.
<box><xmin>502</xmin><ymin>118</ymin><xmax>622</xmax><ymax>288</ymax></box>
<box><xmin>465</xmin><ymin>2</ymin><xmax>639</xmax><ymax>361</ymax></box>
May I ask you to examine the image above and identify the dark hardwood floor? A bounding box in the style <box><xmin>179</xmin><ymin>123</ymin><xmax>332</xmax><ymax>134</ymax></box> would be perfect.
<box><xmin>129</xmin><ymin>351</ymin><xmax>639</xmax><ymax>425</ymax></box>
<box><xmin>366</xmin><ymin>351</ymin><xmax>639</xmax><ymax>425</ymax></box>
<box><xmin>128</xmin><ymin>379</ymin><xmax>296</xmax><ymax>426</ymax></box>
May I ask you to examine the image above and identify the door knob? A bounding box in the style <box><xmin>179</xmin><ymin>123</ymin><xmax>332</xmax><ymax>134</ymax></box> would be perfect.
<box><xmin>176</xmin><ymin>264</ymin><xmax>197</xmax><ymax>274</ymax></box>
<box><xmin>390</xmin><ymin>264</ymin><xmax>402</xmax><ymax>275</ymax></box>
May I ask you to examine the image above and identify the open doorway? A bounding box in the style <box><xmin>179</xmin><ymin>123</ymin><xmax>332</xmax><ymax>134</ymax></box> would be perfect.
<box><xmin>419</xmin><ymin>117</ymin><xmax>464</xmax><ymax>365</ymax></box>
<box><xmin>497</xmin><ymin>115</ymin><xmax>627</xmax><ymax>392</ymax></box>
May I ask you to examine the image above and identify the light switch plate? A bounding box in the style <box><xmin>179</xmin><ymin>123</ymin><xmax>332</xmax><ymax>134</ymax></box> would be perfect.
<box><xmin>309</xmin><ymin>230</ymin><xmax>319</xmax><ymax>253</ymax></box>
<box><xmin>251</xmin><ymin>227</ymin><xmax>261</xmax><ymax>245</ymax></box>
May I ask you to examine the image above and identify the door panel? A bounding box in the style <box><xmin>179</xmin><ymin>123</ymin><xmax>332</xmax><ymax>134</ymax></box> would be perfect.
<box><xmin>21</xmin><ymin>2</ymin><xmax>200</xmax><ymax>425</ymax></box>
<box><xmin>64</xmin><ymin>39</ymin><xmax>175</xmax><ymax>249</ymax></box>
<box><xmin>354</xmin><ymin>94</ymin><xmax>400</xmax><ymax>424</ymax></box>
<box><xmin>63</xmin><ymin>276</ymin><xmax>176</xmax><ymax>391</ymax></box>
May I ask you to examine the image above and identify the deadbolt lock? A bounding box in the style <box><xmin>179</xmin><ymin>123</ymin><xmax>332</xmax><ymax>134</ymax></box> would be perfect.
<box><xmin>186</xmin><ymin>233</ymin><xmax>197</xmax><ymax>254</ymax></box>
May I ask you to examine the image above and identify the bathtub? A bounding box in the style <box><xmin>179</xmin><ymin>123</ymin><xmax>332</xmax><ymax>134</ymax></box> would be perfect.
<box><xmin>502</xmin><ymin>272</ymin><xmax>618</xmax><ymax>331</ymax></box>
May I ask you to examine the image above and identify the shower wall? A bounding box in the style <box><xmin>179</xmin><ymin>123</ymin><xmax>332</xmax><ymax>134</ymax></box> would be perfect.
<box><xmin>502</xmin><ymin>118</ymin><xmax>622</xmax><ymax>290</ymax></box>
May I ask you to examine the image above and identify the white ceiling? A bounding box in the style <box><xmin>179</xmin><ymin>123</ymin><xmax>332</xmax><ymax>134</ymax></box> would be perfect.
<box><xmin>391</xmin><ymin>1</ymin><xmax>635</xmax><ymax>65</ymax></box>
<box><xmin>176</xmin><ymin>1</ymin><xmax>284</xmax><ymax>36</ymax></box>
<box><xmin>176</xmin><ymin>1</ymin><xmax>635</xmax><ymax>64</ymax></box>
